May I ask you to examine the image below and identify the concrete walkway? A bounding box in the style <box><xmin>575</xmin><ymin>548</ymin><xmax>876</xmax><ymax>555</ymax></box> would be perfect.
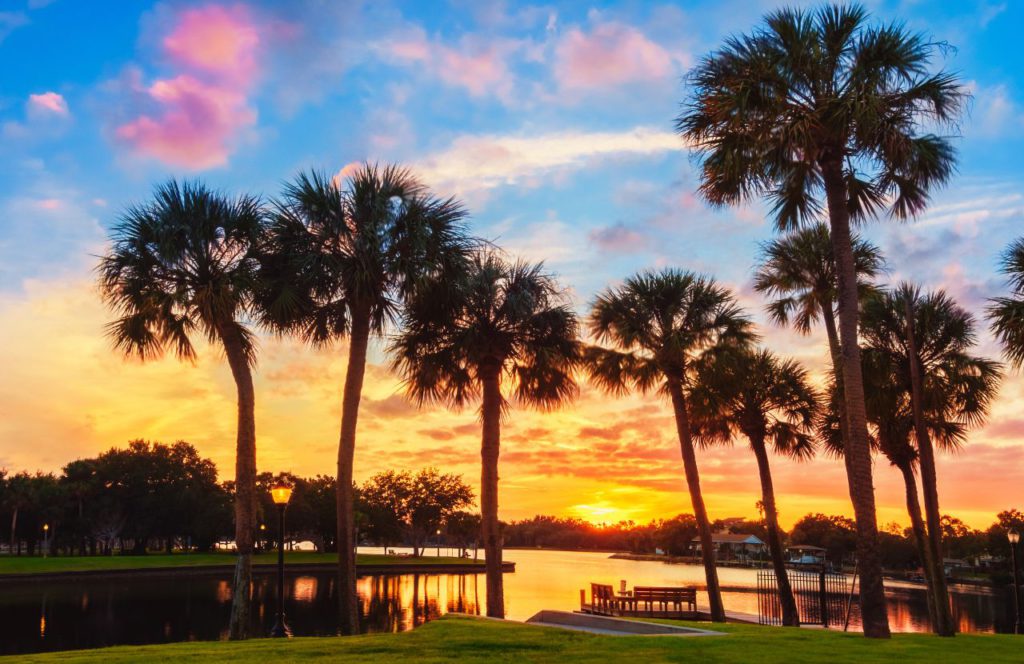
<box><xmin>525</xmin><ymin>610</ymin><xmax>724</xmax><ymax>637</ymax></box>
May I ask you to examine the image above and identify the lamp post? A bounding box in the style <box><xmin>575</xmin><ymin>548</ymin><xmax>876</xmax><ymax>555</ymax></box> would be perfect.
<box><xmin>270</xmin><ymin>483</ymin><xmax>293</xmax><ymax>638</ymax></box>
<box><xmin>1010</xmin><ymin>529</ymin><xmax>1021</xmax><ymax>635</ymax></box>
<box><xmin>259</xmin><ymin>523</ymin><xmax>266</xmax><ymax>552</ymax></box>
<box><xmin>436</xmin><ymin>529</ymin><xmax>442</xmax><ymax>557</ymax></box>
<box><xmin>42</xmin><ymin>524</ymin><xmax>49</xmax><ymax>559</ymax></box>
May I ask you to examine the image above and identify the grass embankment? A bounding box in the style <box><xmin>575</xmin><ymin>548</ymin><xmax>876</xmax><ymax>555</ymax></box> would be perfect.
<box><xmin>0</xmin><ymin>552</ymin><xmax>479</xmax><ymax>576</ymax></box>
<box><xmin>6</xmin><ymin>615</ymin><xmax>1019</xmax><ymax>663</ymax></box>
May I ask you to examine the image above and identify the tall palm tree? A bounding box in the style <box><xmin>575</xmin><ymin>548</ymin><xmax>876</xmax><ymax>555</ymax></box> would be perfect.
<box><xmin>585</xmin><ymin>269</ymin><xmax>754</xmax><ymax>622</ymax></box>
<box><xmin>259</xmin><ymin>165</ymin><xmax>471</xmax><ymax>633</ymax></box>
<box><xmin>861</xmin><ymin>284</ymin><xmax>1002</xmax><ymax>636</ymax></box>
<box><xmin>689</xmin><ymin>348</ymin><xmax>819</xmax><ymax>627</ymax></box>
<box><xmin>98</xmin><ymin>180</ymin><xmax>265</xmax><ymax>639</ymax></box>
<box><xmin>677</xmin><ymin>5</ymin><xmax>966</xmax><ymax>637</ymax></box>
<box><xmin>390</xmin><ymin>253</ymin><xmax>581</xmax><ymax>618</ymax></box>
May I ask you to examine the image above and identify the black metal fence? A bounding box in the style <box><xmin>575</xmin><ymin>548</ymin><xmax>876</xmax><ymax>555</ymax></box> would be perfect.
<box><xmin>756</xmin><ymin>567</ymin><xmax>858</xmax><ymax>628</ymax></box>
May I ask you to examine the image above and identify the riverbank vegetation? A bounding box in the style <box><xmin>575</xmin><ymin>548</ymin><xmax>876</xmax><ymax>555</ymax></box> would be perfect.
<box><xmin>5</xmin><ymin>615</ymin><xmax>1021</xmax><ymax>663</ymax></box>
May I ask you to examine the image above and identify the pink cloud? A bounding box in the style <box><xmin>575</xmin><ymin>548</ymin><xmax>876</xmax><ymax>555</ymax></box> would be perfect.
<box><xmin>28</xmin><ymin>92</ymin><xmax>69</xmax><ymax>116</ymax></box>
<box><xmin>163</xmin><ymin>4</ymin><xmax>259</xmax><ymax>87</ymax></box>
<box><xmin>555</xmin><ymin>22</ymin><xmax>675</xmax><ymax>91</ymax></box>
<box><xmin>116</xmin><ymin>75</ymin><xmax>256</xmax><ymax>170</ymax></box>
<box><xmin>382</xmin><ymin>27</ymin><xmax>516</xmax><ymax>99</ymax></box>
<box><xmin>332</xmin><ymin>161</ymin><xmax>362</xmax><ymax>186</ymax></box>
<box><xmin>114</xmin><ymin>3</ymin><xmax>267</xmax><ymax>170</ymax></box>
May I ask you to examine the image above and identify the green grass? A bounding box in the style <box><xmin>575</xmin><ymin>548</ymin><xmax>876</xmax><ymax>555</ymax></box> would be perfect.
<box><xmin>0</xmin><ymin>552</ymin><xmax>479</xmax><ymax>575</ymax></box>
<box><xmin>6</xmin><ymin>615</ymin><xmax>1019</xmax><ymax>663</ymax></box>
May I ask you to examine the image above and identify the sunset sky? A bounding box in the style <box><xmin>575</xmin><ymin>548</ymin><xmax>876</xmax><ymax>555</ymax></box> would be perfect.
<box><xmin>1</xmin><ymin>0</ymin><xmax>1022</xmax><ymax>530</ymax></box>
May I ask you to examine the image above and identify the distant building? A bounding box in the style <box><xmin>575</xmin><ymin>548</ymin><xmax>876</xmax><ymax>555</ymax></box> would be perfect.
<box><xmin>691</xmin><ymin>532</ymin><xmax>766</xmax><ymax>562</ymax></box>
<box><xmin>786</xmin><ymin>544</ymin><xmax>826</xmax><ymax>566</ymax></box>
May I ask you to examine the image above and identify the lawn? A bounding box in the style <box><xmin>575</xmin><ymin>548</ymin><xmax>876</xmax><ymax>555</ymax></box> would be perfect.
<box><xmin>6</xmin><ymin>615</ymin><xmax>1020</xmax><ymax>663</ymax></box>
<box><xmin>0</xmin><ymin>552</ymin><xmax>480</xmax><ymax>575</ymax></box>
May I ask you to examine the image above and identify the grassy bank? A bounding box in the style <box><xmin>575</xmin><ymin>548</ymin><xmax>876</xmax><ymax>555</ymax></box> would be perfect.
<box><xmin>6</xmin><ymin>615</ymin><xmax>1019</xmax><ymax>663</ymax></box>
<box><xmin>0</xmin><ymin>552</ymin><xmax>482</xmax><ymax>576</ymax></box>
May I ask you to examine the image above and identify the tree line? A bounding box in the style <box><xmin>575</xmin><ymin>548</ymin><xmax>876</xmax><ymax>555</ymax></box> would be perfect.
<box><xmin>0</xmin><ymin>441</ymin><xmax>475</xmax><ymax>560</ymax></box>
<box><xmin>89</xmin><ymin>2</ymin><xmax>1024</xmax><ymax>640</ymax></box>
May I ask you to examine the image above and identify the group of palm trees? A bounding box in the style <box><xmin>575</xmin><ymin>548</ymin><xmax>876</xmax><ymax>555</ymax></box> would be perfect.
<box><xmin>95</xmin><ymin>3</ymin><xmax>1023</xmax><ymax>641</ymax></box>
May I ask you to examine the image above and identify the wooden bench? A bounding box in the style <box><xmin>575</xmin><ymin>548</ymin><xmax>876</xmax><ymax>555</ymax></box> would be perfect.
<box><xmin>632</xmin><ymin>586</ymin><xmax>697</xmax><ymax>614</ymax></box>
<box><xmin>581</xmin><ymin>583</ymin><xmax>621</xmax><ymax>615</ymax></box>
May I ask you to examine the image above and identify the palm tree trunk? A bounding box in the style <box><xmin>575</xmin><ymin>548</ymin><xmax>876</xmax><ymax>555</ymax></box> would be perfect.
<box><xmin>9</xmin><ymin>506</ymin><xmax>17</xmax><ymax>554</ymax></box>
<box><xmin>821</xmin><ymin>159</ymin><xmax>890</xmax><ymax>638</ymax></box>
<box><xmin>480</xmin><ymin>363</ymin><xmax>504</xmax><ymax>618</ymax></box>
<box><xmin>821</xmin><ymin>303</ymin><xmax>860</xmax><ymax>498</ymax></box>
<box><xmin>896</xmin><ymin>460</ymin><xmax>940</xmax><ymax>632</ymax></box>
<box><xmin>748</xmin><ymin>432</ymin><xmax>799</xmax><ymax>627</ymax></box>
<box><xmin>337</xmin><ymin>306</ymin><xmax>371</xmax><ymax>635</ymax></box>
<box><xmin>903</xmin><ymin>301</ymin><xmax>955</xmax><ymax>636</ymax></box>
<box><xmin>667</xmin><ymin>378</ymin><xmax>725</xmax><ymax>622</ymax></box>
<box><xmin>221</xmin><ymin>325</ymin><xmax>257</xmax><ymax>641</ymax></box>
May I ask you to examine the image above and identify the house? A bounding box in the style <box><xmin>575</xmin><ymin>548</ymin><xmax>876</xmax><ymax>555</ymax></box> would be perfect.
<box><xmin>691</xmin><ymin>532</ymin><xmax>766</xmax><ymax>562</ymax></box>
<box><xmin>786</xmin><ymin>544</ymin><xmax>826</xmax><ymax>566</ymax></box>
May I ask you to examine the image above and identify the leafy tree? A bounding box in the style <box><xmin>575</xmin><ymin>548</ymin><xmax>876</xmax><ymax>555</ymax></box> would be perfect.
<box><xmin>258</xmin><ymin>166</ymin><xmax>471</xmax><ymax>634</ymax></box>
<box><xmin>98</xmin><ymin>180</ymin><xmax>265</xmax><ymax>639</ymax></box>
<box><xmin>789</xmin><ymin>513</ymin><xmax>858</xmax><ymax>563</ymax></box>
<box><xmin>678</xmin><ymin>4</ymin><xmax>966</xmax><ymax>638</ymax></box>
<box><xmin>655</xmin><ymin>515</ymin><xmax>700</xmax><ymax>556</ymax></box>
<box><xmin>584</xmin><ymin>269</ymin><xmax>754</xmax><ymax>622</ymax></box>
<box><xmin>391</xmin><ymin>253</ymin><xmax>580</xmax><ymax>618</ymax></box>
<box><xmin>690</xmin><ymin>348</ymin><xmax>819</xmax><ymax>627</ymax></box>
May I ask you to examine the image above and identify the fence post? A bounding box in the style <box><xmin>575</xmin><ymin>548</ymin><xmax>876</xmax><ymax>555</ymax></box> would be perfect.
<box><xmin>819</xmin><ymin>567</ymin><xmax>829</xmax><ymax>628</ymax></box>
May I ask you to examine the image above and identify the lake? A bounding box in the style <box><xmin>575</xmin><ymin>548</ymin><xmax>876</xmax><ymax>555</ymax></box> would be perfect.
<box><xmin>0</xmin><ymin>547</ymin><xmax>1017</xmax><ymax>655</ymax></box>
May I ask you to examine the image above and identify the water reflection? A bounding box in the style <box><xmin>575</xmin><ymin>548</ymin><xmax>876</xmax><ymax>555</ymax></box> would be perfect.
<box><xmin>0</xmin><ymin>549</ymin><xmax>1015</xmax><ymax>656</ymax></box>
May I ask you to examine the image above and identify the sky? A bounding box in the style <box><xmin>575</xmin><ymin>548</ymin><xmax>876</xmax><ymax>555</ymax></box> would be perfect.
<box><xmin>1</xmin><ymin>0</ymin><xmax>1023</xmax><ymax>530</ymax></box>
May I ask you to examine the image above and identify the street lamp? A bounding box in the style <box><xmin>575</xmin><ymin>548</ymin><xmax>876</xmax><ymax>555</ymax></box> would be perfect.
<box><xmin>270</xmin><ymin>482</ymin><xmax>293</xmax><ymax>638</ymax></box>
<box><xmin>1009</xmin><ymin>529</ymin><xmax>1021</xmax><ymax>635</ymax></box>
<box><xmin>42</xmin><ymin>524</ymin><xmax>49</xmax><ymax>559</ymax></box>
<box><xmin>436</xmin><ymin>529</ymin><xmax>442</xmax><ymax>557</ymax></box>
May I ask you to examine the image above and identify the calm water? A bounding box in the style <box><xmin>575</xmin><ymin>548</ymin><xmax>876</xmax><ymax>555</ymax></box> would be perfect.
<box><xmin>0</xmin><ymin>548</ymin><xmax>1016</xmax><ymax>655</ymax></box>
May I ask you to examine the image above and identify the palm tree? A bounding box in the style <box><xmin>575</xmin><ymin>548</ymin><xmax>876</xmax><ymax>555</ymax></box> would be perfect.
<box><xmin>677</xmin><ymin>5</ymin><xmax>966</xmax><ymax>637</ymax></box>
<box><xmin>390</xmin><ymin>253</ymin><xmax>580</xmax><ymax>618</ymax></box>
<box><xmin>98</xmin><ymin>180</ymin><xmax>265</xmax><ymax>639</ymax></box>
<box><xmin>861</xmin><ymin>284</ymin><xmax>1002</xmax><ymax>636</ymax></box>
<box><xmin>258</xmin><ymin>165</ymin><xmax>471</xmax><ymax>633</ymax></box>
<box><xmin>584</xmin><ymin>269</ymin><xmax>754</xmax><ymax>622</ymax></box>
<box><xmin>689</xmin><ymin>348</ymin><xmax>819</xmax><ymax>627</ymax></box>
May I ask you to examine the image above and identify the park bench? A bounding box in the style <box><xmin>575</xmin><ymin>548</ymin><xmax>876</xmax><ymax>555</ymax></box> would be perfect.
<box><xmin>631</xmin><ymin>586</ymin><xmax>697</xmax><ymax>614</ymax></box>
<box><xmin>583</xmin><ymin>583</ymin><xmax>619</xmax><ymax>615</ymax></box>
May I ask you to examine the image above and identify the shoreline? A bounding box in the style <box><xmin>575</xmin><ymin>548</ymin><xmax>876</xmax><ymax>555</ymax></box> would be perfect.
<box><xmin>0</xmin><ymin>555</ymin><xmax>515</xmax><ymax>583</ymax></box>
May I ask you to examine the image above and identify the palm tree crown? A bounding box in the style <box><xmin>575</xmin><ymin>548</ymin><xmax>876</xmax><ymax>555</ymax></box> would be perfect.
<box><xmin>586</xmin><ymin>270</ymin><xmax>754</xmax><ymax>394</ymax></box>
<box><xmin>676</xmin><ymin>4</ymin><xmax>965</xmax><ymax>229</ymax></box>
<box><xmin>260</xmin><ymin>164</ymin><xmax>471</xmax><ymax>339</ymax></box>
<box><xmin>988</xmin><ymin>238</ymin><xmax>1024</xmax><ymax>367</ymax></box>
<box><xmin>689</xmin><ymin>348</ymin><xmax>818</xmax><ymax>460</ymax></box>
<box><xmin>391</xmin><ymin>253</ymin><xmax>580</xmax><ymax>411</ymax></box>
<box><xmin>99</xmin><ymin>179</ymin><xmax>264</xmax><ymax>363</ymax></box>
<box><xmin>754</xmin><ymin>222</ymin><xmax>883</xmax><ymax>333</ymax></box>
<box><xmin>861</xmin><ymin>285</ymin><xmax>1002</xmax><ymax>448</ymax></box>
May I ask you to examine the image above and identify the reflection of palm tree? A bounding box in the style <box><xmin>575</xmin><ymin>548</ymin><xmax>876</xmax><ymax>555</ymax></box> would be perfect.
<box><xmin>860</xmin><ymin>285</ymin><xmax>1001</xmax><ymax>636</ymax></box>
<box><xmin>585</xmin><ymin>269</ymin><xmax>754</xmax><ymax>622</ymax></box>
<box><xmin>690</xmin><ymin>348</ymin><xmax>819</xmax><ymax>627</ymax></box>
<box><xmin>391</xmin><ymin>253</ymin><xmax>580</xmax><ymax>618</ymax></box>
<box><xmin>679</xmin><ymin>5</ymin><xmax>965</xmax><ymax>638</ymax></box>
<box><xmin>259</xmin><ymin>166</ymin><xmax>471</xmax><ymax>634</ymax></box>
<box><xmin>98</xmin><ymin>181</ymin><xmax>265</xmax><ymax>639</ymax></box>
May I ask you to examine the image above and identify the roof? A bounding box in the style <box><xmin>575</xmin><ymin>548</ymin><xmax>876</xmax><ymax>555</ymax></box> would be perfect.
<box><xmin>692</xmin><ymin>532</ymin><xmax>765</xmax><ymax>545</ymax></box>
<box><xmin>787</xmin><ymin>544</ymin><xmax>826</xmax><ymax>552</ymax></box>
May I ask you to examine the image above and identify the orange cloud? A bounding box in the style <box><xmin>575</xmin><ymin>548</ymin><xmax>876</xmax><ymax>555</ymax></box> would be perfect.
<box><xmin>1</xmin><ymin>274</ymin><xmax>1022</xmax><ymax>531</ymax></box>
